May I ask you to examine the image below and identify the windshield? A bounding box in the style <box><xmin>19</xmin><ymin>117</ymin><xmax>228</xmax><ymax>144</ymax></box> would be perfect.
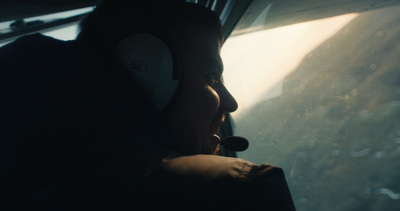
<box><xmin>0</xmin><ymin>7</ymin><xmax>92</xmax><ymax>47</ymax></box>
<box><xmin>221</xmin><ymin>4</ymin><xmax>400</xmax><ymax>211</ymax></box>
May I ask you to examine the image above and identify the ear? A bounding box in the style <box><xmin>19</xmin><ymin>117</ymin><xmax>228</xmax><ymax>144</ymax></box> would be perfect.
<box><xmin>115</xmin><ymin>33</ymin><xmax>179</xmax><ymax>111</ymax></box>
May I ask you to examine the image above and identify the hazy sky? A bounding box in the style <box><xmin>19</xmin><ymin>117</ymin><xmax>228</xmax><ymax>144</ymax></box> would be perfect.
<box><xmin>221</xmin><ymin>13</ymin><xmax>359</xmax><ymax>117</ymax></box>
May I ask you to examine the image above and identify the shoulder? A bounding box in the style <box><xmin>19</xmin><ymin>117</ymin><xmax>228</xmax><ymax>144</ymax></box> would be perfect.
<box><xmin>159</xmin><ymin>154</ymin><xmax>259</xmax><ymax>181</ymax></box>
<box><xmin>158</xmin><ymin>154</ymin><xmax>288</xmax><ymax>189</ymax></box>
<box><xmin>144</xmin><ymin>154</ymin><xmax>295</xmax><ymax>209</ymax></box>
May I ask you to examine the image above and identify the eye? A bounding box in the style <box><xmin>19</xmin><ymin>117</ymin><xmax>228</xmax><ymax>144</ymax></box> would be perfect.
<box><xmin>206</xmin><ymin>73</ymin><xmax>219</xmax><ymax>86</ymax></box>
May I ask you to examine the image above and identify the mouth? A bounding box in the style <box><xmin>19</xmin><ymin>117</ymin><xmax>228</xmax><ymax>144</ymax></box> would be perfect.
<box><xmin>208</xmin><ymin>113</ymin><xmax>225</xmax><ymax>154</ymax></box>
<box><xmin>210</xmin><ymin>113</ymin><xmax>225</xmax><ymax>133</ymax></box>
<box><xmin>209</xmin><ymin>134</ymin><xmax>221</xmax><ymax>154</ymax></box>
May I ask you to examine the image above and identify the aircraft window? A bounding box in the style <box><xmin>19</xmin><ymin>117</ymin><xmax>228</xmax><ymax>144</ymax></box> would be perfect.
<box><xmin>0</xmin><ymin>7</ymin><xmax>92</xmax><ymax>47</ymax></box>
<box><xmin>41</xmin><ymin>24</ymin><xmax>79</xmax><ymax>41</ymax></box>
<box><xmin>0</xmin><ymin>24</ymin><xmax>78</xmax><ymax>48</ymax></box>
<box><xmin>221</xmin><ymin>4</ymin><xmax>400</xmax><ymax>211</ymax></box>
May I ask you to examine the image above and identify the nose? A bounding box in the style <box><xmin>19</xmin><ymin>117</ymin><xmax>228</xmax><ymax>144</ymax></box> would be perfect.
<box><xmin>219</xmin><ymin>82</ymin><xmax>238</xmax><ymax>113</ymax></box>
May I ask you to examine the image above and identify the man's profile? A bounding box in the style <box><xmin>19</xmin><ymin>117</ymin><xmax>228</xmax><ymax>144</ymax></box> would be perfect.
<box><xmin>0</xmin><ymin>0</ymin><xmax>295</xmax><ymax>210</ymax></box>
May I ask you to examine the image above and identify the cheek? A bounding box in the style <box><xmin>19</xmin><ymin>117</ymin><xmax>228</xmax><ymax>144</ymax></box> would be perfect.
<box><xmin>179</xmin><ymin>86</ymin><xmax>219</xmax><ymax>122</ymax></box>
<box><xmin>174</xmin><ymin>82</ymin><xmax>220</xmax><ymax>121</ymax></box>
<box><xmin>170</xmin><ymin>84</ymin><xmax>220</xmax><ymax>154</ymax></box>
<box><xmin>202</xmin><ymin>86</ymin><xmax>220</xmax><ymax>116</ymax></box>
<box><xmin>180</xmin><ymin>73</ymin><xmax>220</xmax><ymax>116</ymax></box>
<box><xmin>186</xmin><ymin>81</ymin><xmax>220</xmax><ymax>116</ymax></box>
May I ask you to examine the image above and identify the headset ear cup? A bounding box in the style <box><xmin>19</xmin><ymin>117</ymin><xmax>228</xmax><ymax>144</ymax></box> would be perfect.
<box><xmin>115</xmin><ymin>33</ymin><xmax>179</xmax><ymax>111</ymax></box>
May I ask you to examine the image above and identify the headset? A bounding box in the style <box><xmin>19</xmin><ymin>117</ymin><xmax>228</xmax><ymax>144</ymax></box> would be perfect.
<box><xmin>113</xmin><ymin>10</ymin><xmax>249</xmax><ymax>153</ymax></box>
<box><xmin>114</xmin><ymin>33</ymin><xmax>180</xmax><ymax>111</ymax></box>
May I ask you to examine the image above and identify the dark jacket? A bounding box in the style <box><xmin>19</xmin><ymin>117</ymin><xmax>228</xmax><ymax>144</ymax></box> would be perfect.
<box><xmin>0</xmin><ymin>34</ymin><xmax>295</xmax><ymax>210</ymax></box>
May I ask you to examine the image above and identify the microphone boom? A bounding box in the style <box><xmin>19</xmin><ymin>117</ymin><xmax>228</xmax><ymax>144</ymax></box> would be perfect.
<box><xmin>221</xmin><ymin>136</ymin><xmax>249</xmax><ymax>151</ymax></box>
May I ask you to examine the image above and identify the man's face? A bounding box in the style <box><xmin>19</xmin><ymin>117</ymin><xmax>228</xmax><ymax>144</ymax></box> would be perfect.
<box><xmin>167</xmin><ymin>30</ymin><xmax>238</xmax><ymax>155</ymax></box>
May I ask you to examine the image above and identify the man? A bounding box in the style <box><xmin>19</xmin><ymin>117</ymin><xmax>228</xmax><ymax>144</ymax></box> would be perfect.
<box><xmin>0</xmin><ymin>0</ymin><xmax>295</xmax><ymax>210</ymax></box>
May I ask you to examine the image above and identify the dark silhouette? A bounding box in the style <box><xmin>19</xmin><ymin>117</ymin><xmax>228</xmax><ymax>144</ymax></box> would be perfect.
<box><xmin>0</xmin><ymin>0</ymin><xmax>295</xmax><ymax>210</ymax></box>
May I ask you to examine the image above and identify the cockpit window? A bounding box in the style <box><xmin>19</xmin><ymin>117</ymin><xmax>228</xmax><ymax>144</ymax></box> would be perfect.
<box><xmin>221</xmin><ymin>3</ymin><xmax>400</xmax><ymax>210</ymax></box>
<box><xmin>2</xmin><ymin>1</ymin><xmax>400</xmax><ymax>209</ymax></box>
<box><xmin>0</xmin><ymin>7</ymin><xmax>92</xmax><ymax>46</ymax></box>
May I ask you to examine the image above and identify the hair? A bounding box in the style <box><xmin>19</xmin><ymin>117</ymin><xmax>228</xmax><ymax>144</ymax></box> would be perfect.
<box><xmin>77</xmin><ymin>0</ymin><xmax>224</xmax><ymax>154</ymax></box>
<box><xmin>77</xmin><ymin>0</ymin><xmax>224</xmax><ymax>52</ymax></box>
<box><xmin>77</xmin><ymin>0</ymin><xmax>224</xmax><ymax>114</ymax></box>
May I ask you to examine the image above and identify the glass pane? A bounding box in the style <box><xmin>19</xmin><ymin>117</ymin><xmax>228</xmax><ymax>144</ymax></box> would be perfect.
<box><xmin>42</xmin><ymin>24</ymin><xmax>79</xmax><ymax>41</ymax></box>
<box><xmin>222</xmin><ymin>5</ymin><xmax>400</xmax><ymax>211</ymax></box>
<box><xmin>0</xmin><ymin>24</ymin><xmax>78</xmax><ymax>47</ymax></box>
<box><xmin>0</xmin><ymin>7</ymin><xmax>92</xmax><ymax>46</ymax></box>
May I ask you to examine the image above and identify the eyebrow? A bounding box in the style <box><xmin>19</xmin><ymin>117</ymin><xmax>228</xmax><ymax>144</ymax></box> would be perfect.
<box><xmin>204</xmin><ymin>57</ymin><xmax>223</xmax><ymax>74</ymax></box>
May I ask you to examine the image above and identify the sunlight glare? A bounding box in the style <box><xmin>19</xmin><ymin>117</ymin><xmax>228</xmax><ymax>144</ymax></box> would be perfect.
<box><xmin>221</xmin><ymin>13</ymin><xmax>359</xmax><ymax>117</ymax></box>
